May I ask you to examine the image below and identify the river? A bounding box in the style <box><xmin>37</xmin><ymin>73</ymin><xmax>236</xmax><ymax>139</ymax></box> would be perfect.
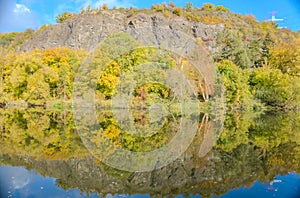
<box><xmin>0</xmin><ymin>109</ymin><xmax>299</xmax><ymax>197</ymax></box>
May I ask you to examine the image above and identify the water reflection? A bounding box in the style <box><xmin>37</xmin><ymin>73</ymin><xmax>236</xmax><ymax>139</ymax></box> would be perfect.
<box><xmin>0</xmin><ymin>166</ymin><xmax>93</xmax><ymax>198</ymax></box>
<box><xmin>0</xmin><ymin>109</ymin><xmax>300</xmax><ymax>197</ymax></box>
<box><xmin>0</xmin><ymin>166</ymin><xmax>299</xmax><ymax>198</ymax></box>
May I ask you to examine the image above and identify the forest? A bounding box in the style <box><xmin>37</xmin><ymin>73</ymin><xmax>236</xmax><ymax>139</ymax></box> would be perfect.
<box><xmin>0</xmin><ymin>2</ymin><xmax>299</xmax><ymax>111</ymax></box>
<box><xmin>0</xmin><ymin>2</ymin><xmax>300</xmax><ymax>196</ymax></box>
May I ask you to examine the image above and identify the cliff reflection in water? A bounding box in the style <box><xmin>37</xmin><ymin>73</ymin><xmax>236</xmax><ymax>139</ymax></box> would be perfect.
<box><xmin>0</xmin><ymin>109</ymin><xmax>300</xmax><ymax>197</ymax></box>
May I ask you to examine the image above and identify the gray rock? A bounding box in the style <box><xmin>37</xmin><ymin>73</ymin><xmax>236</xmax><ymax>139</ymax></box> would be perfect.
<box><xmin>18</xmin><ymin>11</ymin><xmax>223</xmax><ymax>53</ymax></box>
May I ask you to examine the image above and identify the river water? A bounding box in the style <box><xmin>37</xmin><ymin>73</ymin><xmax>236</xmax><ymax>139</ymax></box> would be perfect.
<box><xmin>0</xmin><ymin>109</ymin><xmax>299</xmax><ymax>197</ymax></box>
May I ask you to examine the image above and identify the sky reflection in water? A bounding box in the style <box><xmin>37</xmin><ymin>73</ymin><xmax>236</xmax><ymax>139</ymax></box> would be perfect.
<box><xmin>0</xmin><ymin>166</ymin><xmax>299</xmax><ymax>198</ymax></box>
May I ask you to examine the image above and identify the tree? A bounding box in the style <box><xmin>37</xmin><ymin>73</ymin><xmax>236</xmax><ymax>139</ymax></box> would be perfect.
<box><xmin>269</xmin><ymin>42</ymin><xmax>299</xmax><ymax>75</ymax></box>
<box><xmin>215</xmin><ymin>30</ymin><xmax>252</xmax><ymax>69</ymax></box>
<box><xmin>217</xmin><ymin>60</ymin><xmax>252</xmax><ymax>109</ymax></box>
<box><xmin>8</xmin><ymin>67</ymin><xmax>27</xmax><ymax>100</ymax></box>
<box><xmin>56</xmin><ymin>11</ymin><xmax>74</xmax><ymax>23</ymax></box>
<box><xmin>185</xmin><ymin>2</ymin><xmax>193</xmax><ymax>11</ymax></box>
<box><xmin>25</xmin><ymin>70</ymin><xmax>50</xmax><ymax>106</ymax></box>
<box><xmin>249</xmin><ymin>67</ymin><xmax>294</xmax><ymax>108</ymax></box>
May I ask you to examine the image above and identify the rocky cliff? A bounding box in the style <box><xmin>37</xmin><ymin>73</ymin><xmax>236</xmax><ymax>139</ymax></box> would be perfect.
<box><xmin>18</xmin><ymin>10</ymin><xmax>224</xmax><ymax>53</ymax></box>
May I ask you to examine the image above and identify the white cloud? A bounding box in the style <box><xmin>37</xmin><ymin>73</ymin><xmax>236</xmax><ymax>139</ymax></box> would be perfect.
<box><xmin>14</xmin><ymin>4</ymin><xmax>31</xmax><ymax>14</ymax></box>
<box><xmin>0</xmin><ymin>1</ymin><xmax>39</xmax><ymax>32</ymax></box>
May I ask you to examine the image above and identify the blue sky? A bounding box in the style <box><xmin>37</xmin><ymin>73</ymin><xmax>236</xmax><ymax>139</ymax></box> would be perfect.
<box><xmin>0</xmin><ymin>0</ymin><xmax>299</xmax><ymax>33</ymax></box>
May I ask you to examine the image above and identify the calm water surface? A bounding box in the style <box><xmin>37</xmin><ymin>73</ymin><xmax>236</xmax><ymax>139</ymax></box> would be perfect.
<box><xmin>0</xmin><ymin>109</ymin><xmax>299</xmax><ymax>197</ymax></box>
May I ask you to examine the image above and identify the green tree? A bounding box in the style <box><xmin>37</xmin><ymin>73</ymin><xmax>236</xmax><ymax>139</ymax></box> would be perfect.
<box><xmin>215</xmin><ymin>31</ymin><xmax>252</xmax><ymax>69</ymax></box>
<box><xmin>249</xmin><ymin>66</ymin><xmax>295</xmax><ymax>108</ymax></box>
<box><xmin>217</xmin><ymin>60</ymin><xmax>252</xmax><ymax>109</ymax></box>
<box><xmin>258</xmin><ymin>33</ymin><xmax>274</xmax><ymax>66</ymax></box>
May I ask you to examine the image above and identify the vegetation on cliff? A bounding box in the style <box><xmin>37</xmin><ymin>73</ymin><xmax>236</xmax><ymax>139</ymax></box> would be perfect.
<box><xmin>0</xmin><ymin>3</ymin><xmax>299</xmax><ymax>197</ymax></box>
<box><xmin>0</xmin><ymin>2</ymin><xmax>299</xmax><ymax>110</ymax></box>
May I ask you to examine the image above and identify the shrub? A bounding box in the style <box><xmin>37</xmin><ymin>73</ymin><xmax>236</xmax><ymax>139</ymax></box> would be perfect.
<box><xmin>156</xmin><ymin>4</ymin><xmax>164</xmax><ymax>12</ymax></box>
<box><xmin>185</xmin><ymin>2</ymin><xmax>193</xmax><ymax>11</ymax></box>
<box><xmin>215</xmin><ymin>5</ymin><xmax>229</xmax><ymax>12</ymax></box>
<box><xmin>201</xmin><ymin>16</ymin><xmax>223</xmax><ymax>24</ymax></box>
<box><xmin>173</xmin><ymin>7</ymin><xmax>181</xmax><ymax>16</ymax></box>
<box><xmin>80</xmin><ymin>7</ymin><xmax>85</xmax><ymax>14</ymax></box>
<box><xmin>56</xmin><ymin>11</ymin><xmax>74</xmax><ymax>23</ymax></box>
<box><xmin>151</xmin><ymin>4</ymin><xmax>156</xmax><ymax>10</ymax></box>
<box><xmin>86</xmin><ymin>4</ymin><xmax>91</xmax><ymax>12</ymax></box>
<box><xmin>164</xmin><ymin>10</ymin><xmax>171</xmax><ymax>18</ymax></box>
<box><xmin>102</xmin><ymin>4</ymin><xmax>108</xmax><ymax>10</ymax></box>
<box><xmin>202</xmin><ymin>3</ymin><xmax>214</xmax><ymax>11</ymax></box>
<box><xmin>169</xmin><ymin>1</ymin><xmax>175</xmax><ymax>7</ymax></box>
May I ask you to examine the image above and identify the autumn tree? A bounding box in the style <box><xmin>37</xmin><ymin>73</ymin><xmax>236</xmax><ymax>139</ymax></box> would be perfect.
<box><xmin>217</xmin><ymin>60</ymin><xmax>252</xmax><ymax>109</ymax></box>
<box><xmin>249</xmin><ymin>66</ymin><xmax>296</xmax><ymax>108</ymax></box>
<box><xmin>56</xmin><ymin>11</ymin><xmax>74</xmax><ymax>23</ymax></box>
<box><xmin>269</xmin><ymin>42</ymin><xmax>299</xmax><ymax>75</ymax></box>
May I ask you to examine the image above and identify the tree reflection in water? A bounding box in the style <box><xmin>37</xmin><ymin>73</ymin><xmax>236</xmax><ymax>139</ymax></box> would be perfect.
<box><xmin>0</xmin><ymin>109</ymin><xmax>299</xmax><ymax>197</ymax></box>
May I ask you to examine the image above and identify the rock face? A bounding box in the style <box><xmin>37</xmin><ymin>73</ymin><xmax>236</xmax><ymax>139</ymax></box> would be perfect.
<box><xmin>18</xmin><ymin>10</ymin><xmax>223</xmax><ymax>53</ymax></box>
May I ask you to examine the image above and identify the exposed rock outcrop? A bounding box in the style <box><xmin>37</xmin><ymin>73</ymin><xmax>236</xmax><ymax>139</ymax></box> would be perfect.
<box><xmin>18</xmin><ymin>11</ymin><xmax>223</xmax><ymax>53</ymax></box>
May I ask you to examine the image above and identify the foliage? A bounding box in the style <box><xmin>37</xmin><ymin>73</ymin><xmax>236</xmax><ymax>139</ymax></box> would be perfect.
<box><xmin>202</xmin><ymin>3</ymin><xmax>214</xmax><ymax>12</ymax></box>
<box><xmin>0</xmin><ymin>4</ymin><xmax>299</xmax><ymax>112</ymax></box>
<box><xmin>214</xmin><ymin>30</ymin><xmax>254</xmax><ymax>69</ymax></box>
<box><xmin>164</xmin><ymin>10</ymin><xmax>171</xmax><ymax>18</ymax></box>
<box><xmin>215</xmin><ymin>5</ymin><xmax>230</xmax><ymax>12</ymax></box>
<box><xmin>102</xmin><ymin>4</ymin><xmax>109</xmax><ymax>10</ymax></box>
<box><xmin>173</xmin><ymin>7</ymin><xmax>181</xmax><ymax>16</ymax></box>
<box><xmin>0</xmin><ymin>5</ymin><xmax>300</xmax><ymax>196</ymax></box>
<box><xmin>185</xmin><ymin>2</ymin><xmax>193</xmax><ymax>11</ymax></box>
<box><xmin>56</xmin><ymin>11</ymin><xmax>74</xmax><ymax>23</ymax></box>
<box><xmin>1</xmin><ymin>110</ymin><xmax>300</xmax><ymax>197</ymax></box>
<box><xmin>169</xmin><ymin>1</ymin><xmax>175</xmax><ymax>7</ymax></box>
<box><xmin>201</xmin><ymin>15</ymin><xmax>223</xmax><ymax>25</ymax></box>
<box><xmin>0</xmin><ymin>47</ymin><xmax>87</xmax><ymax>105</ymax></box>
<box><xmin>216</xmin><ymin>111</ymin><xmax>254</xmax><ymax>152</ymax></box>
<box><xmin>152</xmin><ymin>3</ymin><xmax>164</xmax><ymax>12</ymax></box>
<box><xmin>217</xmin><ymin>60</ymin><xmax>253</xmax><ymax>109</ymax></box>
<box><xmin>269</xmin><ymin>41</ymin><xmax>300</xmax><ymax>75</ymax></box>
<box><xmin>249</xmin><ymin>66</ymin><xmax>299</xmax><ymax>108</ymax></box>
<box><xmin>0</xmin><ymin>29</ymin><xmax>34</xmax><ymax>50</ymax></box>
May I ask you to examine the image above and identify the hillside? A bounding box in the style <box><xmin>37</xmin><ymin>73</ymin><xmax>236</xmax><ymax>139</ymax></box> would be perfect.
<box><xmin>0</xmin><ymin>3</ymin><xmax>299</xmax><ymax>110</ymax></box>
<box><xmin>18</xmin><ymin>10</ymin><xmax>223</xmax><ymax>52</ymax></box>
